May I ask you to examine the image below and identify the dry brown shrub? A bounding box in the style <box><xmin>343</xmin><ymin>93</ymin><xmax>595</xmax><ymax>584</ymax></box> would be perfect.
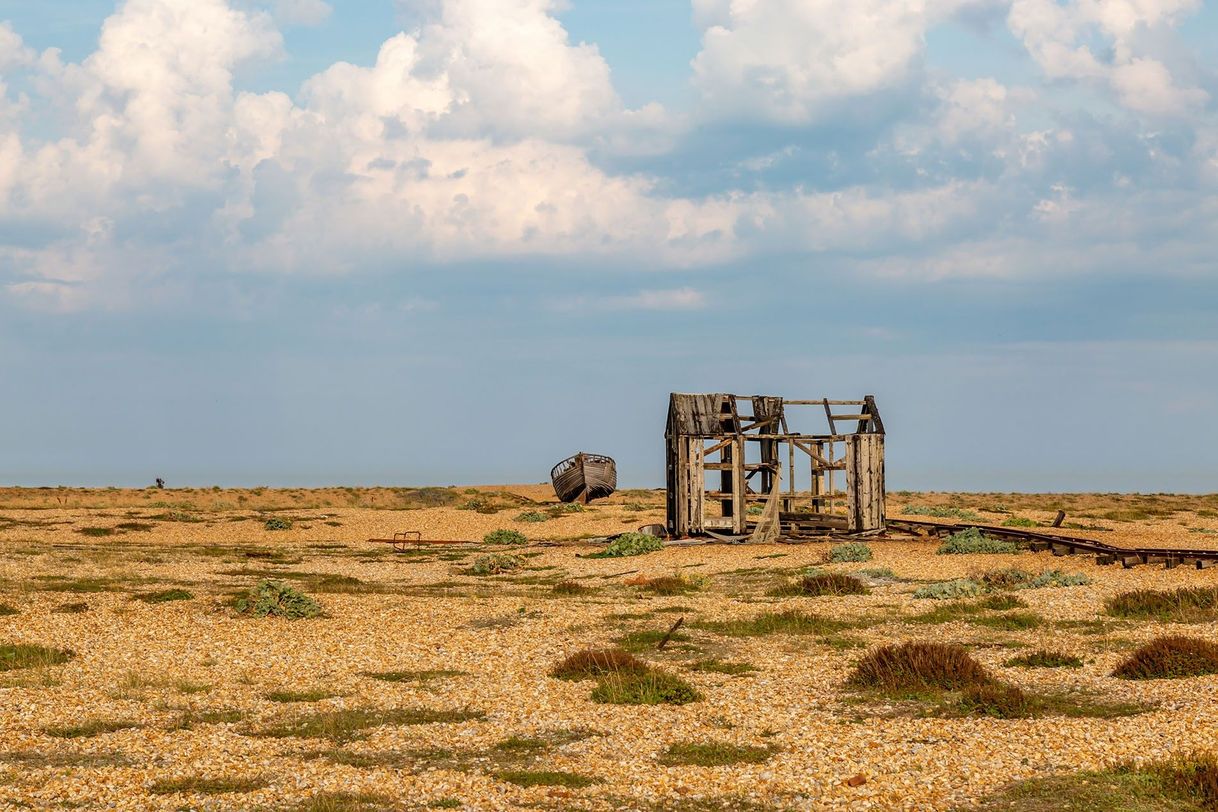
<box><xmin>549</xmin><ymin>648</ymin><xmax>648</xmax><ymax>681</ymax></box>
<box><xmin>847</xmin><ymin>642</ymin><xmax>991</xmax><ymax>693</ymax></box>
<box><xmin>1113</xmin><ymin>636</ymin><xmax>1218</xmax><ymax>680</ymax></box>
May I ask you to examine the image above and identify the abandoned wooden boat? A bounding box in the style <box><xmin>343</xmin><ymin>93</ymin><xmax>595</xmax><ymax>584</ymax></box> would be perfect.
<box><xmin>551</xmin><ymin>452</ymin><xmax>617</xmax><ymax>504</ymax></box>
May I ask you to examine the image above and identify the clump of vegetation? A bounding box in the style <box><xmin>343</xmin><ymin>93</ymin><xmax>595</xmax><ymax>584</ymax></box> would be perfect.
<box><xmin>978</xmin><ymin>593</ymin><xmax>1026</xmax><ymax>610</ymax></box>
<box><xmin>590</xmin><ymin>669</ymin><xmax>700</xmax><ymax>706</ymax></box>
<box><xmin>858</xmin><ymin>567</ymin><xmax>898</xmax><ymax>580</ymax></box>
<box><xmin>659</xmin><ymin>741</ymin><xmax>775</xmax><ymax>766</ymax></box>
<box><xmin>689</xmin><ymin>659</ymin><xmax>756</xmax><ymax>675</ymax></box>
<box><xmin>0</xmin><ymin>604</ymin><xmax>17</xmax><ymax>617</ymax></box>
<box><xmin>632</xmin><ymin>574</ymin><xmax>705</xmax><ymax>595</ymax></box>
<box><xmin>958</xmin><ymin>682</ymin><xmax>1032</xmax><ymax>719</ymax></box>
<box><xmin>548</xmin><ymin>503</ymin><xmax>584</xmax><ymax>516</ymax></box>
<box><xmin>264</xmin><ymin>517</ymin><xmax>293</xmax><ymax>531</ymax></box>
<box><xmin>828</xmin><ymin>543</ymin><xmax>873</xmax><ymax>563</ymax></box>
<box><xmin>495</xmin><ymin>770</ymin><xmax>599</xmax><ymax>788</ymax></box>
<box><xmin>514</xmin><ymin>511</ymin><xmax>550</xmax><ymax>523</ymax></box>
<box><xmin>77</xmin><ymin>527</ymin><xmax>115</xmax><ymax>537</ymax></box>
<box><xmin>253</xmin><ymin>707</ymin><xmax>484</xmax><ymax>742</ymax></box>
<box><xmin>1005</xmin><ymin>650</ymin><xmax>1084</xmax><ymax>668</ymax></box>
<box><xmin>965</xmin><ymin>756</ymin><xmax>1218</xmax><ymax>811</ymax></box>
<box><xmin>980</xmin><ymin>568</ymin><xmax>1091</xmax><ymax>590</ymax></box>
<box><xmin>483</xmin><ymin>529</ymin><xmax>527</xmax><ymax>546</ymax></box>
<box><xmin>937</xmin><ymin>528</ymin><xmax>1019</xmax><ymax>555</ymax></box>
<box><xmin>847</xmin><ymin>642</ymin><xmax>991</xmax><ymax>693</ymax></box>
<box><xmin>469</xmin><ymin>553</ymin><xmax>524</xmax><ymax>575</ymax></box>
<box><xmin>266</xmin><ymin>689</ymin><xmax>339</xmax><ymax>703</ymax></box>
<box><xmin>233</xmin><ymin>581</ymin><xmax>322</xmax><ymax>619</ymax></box>
<box><xmin>149</xmin><ymin>776</ymin><xmax>268</xmax><ymax>795</ymax></box>
<box><xmin>777</xmin><ymin>572</ymin><xmax>869</xmax><ymax>597</ymax></box>
<box><xmin>52</xmin><ymin>602</ymin><xmax>89</xmax><ymax>614</ymax></box>
<box><xmin>550</xmin><ymin>648</ymin><xmax>648</xmax><ymax>681</ymax></box>
<box><xmin>1001</xmin><ymin>516</ymin><xmax>1039</xmax><ymax>527</ymax></box>
<box><xmin>971</xmin><ymin>611</ymin><xmax>1043</xmax><ymax>631</ymax></box>
<box><xmin>902</xmin><ymin>505</ymin><xmax>983</xmax><ymax>521</ymax></box>
<box><xmin>913</xmin><ymin>578</ymin><xmax>983</xmax><ymax>600</ymax></box>
<box><xmin>135</xmin><ymin>589</ymin><xmax>193</xmax><ymax>604</ymax></box>
<box><xmin>586</xmin><ymin>533</ymin><xmax>664</xmax><ymax>559</ymax></box>
<box><xmin>1113</xmin><ymin>636</ymin><xmax>1218</xmax><ymax>680</ymax></box>
<box><xmin>45</xmin><ymin>719</ymin><xmax>141</xmax><ymax>739</ymax></box>
<box><xmin>0</xmin><ymin>643</ymin><xmax>74</xmax><ymax>671</ymax></box>
<box><xmin>1106</xmin><ymin>586</ymin><xmax>1218</xmax><ymax>622</ymax></box>
<box><xmin>362</xmin><ymin>669</ymin><xmax>463</xmax><ymax>684</ymax></box>
<box><xmin>552</xmin><ymin>579</ymin><xmax>593</xmax><ymax>595</ymax></box>
<box><xmin>695</xmin><ymin>609</ymin><xmax>851</xmax><ymax>638</ymax></box>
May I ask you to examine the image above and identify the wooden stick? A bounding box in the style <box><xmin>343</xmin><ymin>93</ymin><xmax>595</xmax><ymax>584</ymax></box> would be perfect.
<box><xmin>657</xmin><ymin>617</ymin><xmax>685</xmax><ymax>650</ymax></box>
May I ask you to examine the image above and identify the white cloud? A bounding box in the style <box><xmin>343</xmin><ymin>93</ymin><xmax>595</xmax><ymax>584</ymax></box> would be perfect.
<box><xmin>1007</xmin><ymin>0</ymin><xmax>1208</xmax><ymax>117</ymax></box>
<box><xmin>690</xmin><ymin>0</ymin><xmax>1002</xmax><ymax>124</ymax></box>
<box><xmin>274</xmin><ymin>0</ymin><xmax>332</xmax><ymax>26</ymax></box>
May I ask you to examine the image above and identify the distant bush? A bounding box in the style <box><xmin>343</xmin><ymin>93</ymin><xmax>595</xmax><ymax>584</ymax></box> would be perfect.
<box><xmin>858</xmin><ymin>567</ymin><xmax>898</xmax><ymax>580</ymax></box>
<box><xmin>514</xmin><ymin>511</ymin><xmax>550</xmax><ymax>523</ymax></box>
<box><xmin>587</xmin><ymin>533</ymin><xmax>663</xmax><ymax>559</ymax></box>
<box><xmin>470</xmin><ymin>554</ymin><xmax>524</xmax><ymax>575</ymax></box>
<box><xmin>233</xmin><ymin>580</ymin><xmax>321</xmax><ymax>619</ymax></box>
<box><xmin>264</xmin><ymin>518</ymin><xmax>292</xmax><ymax>531</ymax></box>
<box><xmin>483</xmin><ymin>529</ymin><xmax>527</xmax><ymax>546</ymax></box>
<box><xmin>1113</xmin><ymin>636</ymin><xmax>1218</xmax><ymax>680</ymax></box>
<box><xmin>937</xmin><ymin>528</ymin><xmax>1019</xmax><ymax>555</ymax></box>
<box><xmin>913</xmin><ymin>578</ymin><xmax>984</xmax><ymax>600</ymax></box>
<box><xmin>958</xmin><ymin>682</ymin><xmax>1031</xmax><ymax>719</ymax></box>
<box><xmin>828</xmin><ymin>543</ymin><xmax>873</xmax><ymax>563</ymax></box>
<box><xmin>552</xmin><ymin>580</ymin><xmax>593</xmax><ymax>596</ymax></box>
<box><xmin>977</xmin><ymin>567</ymin><xmax>1090</xmax><ymax>590</ymax></box>
<box><xmin>135</xmin><ymin>589</ymin><xmax>193</xmax><ymax>604</ymax></box>
<box><xmin>902</xmin><ymin>505</ymin><xmax>983</xmax><ymax>522</ymax></box>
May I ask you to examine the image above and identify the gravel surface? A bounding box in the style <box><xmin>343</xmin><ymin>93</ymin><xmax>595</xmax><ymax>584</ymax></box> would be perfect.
<box><xmin>0</xmin><ymin>488</ymin><xmax>1215</xmax><ymax>810</ymax></box>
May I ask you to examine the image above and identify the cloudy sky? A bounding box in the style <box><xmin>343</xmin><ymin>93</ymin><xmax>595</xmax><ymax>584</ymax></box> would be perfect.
<box><xmin>0</xmin><ymin>0</ymin><xmax>1215</xmax><ymax>491</ymax></box>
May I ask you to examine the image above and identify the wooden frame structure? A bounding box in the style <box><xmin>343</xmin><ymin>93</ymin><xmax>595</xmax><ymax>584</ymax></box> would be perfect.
<box><xmin>664</xmin><ymin>393</ymin><xmax>885</xmax><ymax>539</ymax></box>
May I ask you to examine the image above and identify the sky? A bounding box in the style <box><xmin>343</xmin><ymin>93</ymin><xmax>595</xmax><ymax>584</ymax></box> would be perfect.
<box><xmin>0</xmin><ymin>0</ymin><xmax>1215</xmax><ymax>492</ymax></box>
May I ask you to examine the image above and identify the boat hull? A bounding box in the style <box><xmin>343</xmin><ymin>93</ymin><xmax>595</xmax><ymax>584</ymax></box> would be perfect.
<box><xmin>551</xmin><ymin>453</ymin><xmax>617</xmax><ymax>503</ymax></box>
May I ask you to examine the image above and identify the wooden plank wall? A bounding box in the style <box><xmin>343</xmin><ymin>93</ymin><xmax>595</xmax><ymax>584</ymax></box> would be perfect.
<box><xmin>845</xmin><ymin>434</ymin><xmax>885</xmax><ymax>531</ymax></box>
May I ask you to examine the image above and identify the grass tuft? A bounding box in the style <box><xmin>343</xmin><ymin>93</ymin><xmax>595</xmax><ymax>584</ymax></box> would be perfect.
<box><xmin>253</xmin><ymin>707</ymin><xmax>485</xmax><ymax>742</ymax></box>
<box><xmin>495</xmin><ymin>770</ymin><xmax>599</xmax><ymax>788</ymax></box>
<box><xmin>1004</xmin><ymin>650</ymin><xmax>1084</xmax><ymax>668</ymax></box>
<box><xmin>1105</xmin><ymin>587</ymin><xmax>1218</xmax><ymax>623</ymax></box>
<box><xmin>957</xmin><ymin>682</ymin><xmax>1032</xmax><ymax>719</ymax></box>
<box><xmin>469</xmin><ymin>553</ymin><xmax>524</xmax><ymax>575</ymax></box>
<box><xmin>1113</xmin><ymin>636</ymin><xmax>1218</xmax><ymax>680</ymax></box>
<box><xmin>149</xmin><ymin>776</ymin><xmax>268</xmax><ymax>795</ymax></box>
<box><xmin>551</xmin><ymin>648</ymin><xmax>648</xmax><ymax>681</ymax></box>
<box><xmin>689</xmin><ymin>659</ymin><xmax>756</xmax><ymax>675</ymax></box>
<box><xmin>777</xmin><ymin>572</ymin><xmax>869</xmax><ymax>597</ymax></box>
<box><xmin>696</xmin><ymin>609</ymin><xmax>852</xmax><ymax>638</ymax></box>
<box><xmin>590</xmin><ymin>669</ymin><xmax>700</xmax><ymax>705</ymax></box>
<box><xmin>552</xmin><ymin>579</ymin><xmax>593</xmax><ymax>595</ymax></box>
<box><xmin>913</xmin><ymin>579</ymin><xmax>983</xmax><ymax>600</ymax></box>
<box><xmin>266</xmin><ymin>688</ymin><xmax>339</xmax><ymax>703</ymax></box>
<box><xmin>362</xmin><ymin>669</ymin><xmax>463</xmax><ymax>683</ymax></box>
<box><xmin>847</xmin><ymin>642</ymin><xmax>991</xmax><ymax>693</ymax></box>
<box><xmin>0</xmin><ymin>643</ymin><xmax>74</xmax><ymax>671</ymax></box>
<box><xmin>45</xmin><ymin>719</ymin><xmax>141</xmax><ymax>739</ymax></box>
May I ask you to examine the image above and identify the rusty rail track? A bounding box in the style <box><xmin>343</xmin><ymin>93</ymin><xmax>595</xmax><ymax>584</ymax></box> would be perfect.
<box><xmin>885</xmin><ymin>519</ymin><xmax>1218</xmax><ymax>570</ymax></box>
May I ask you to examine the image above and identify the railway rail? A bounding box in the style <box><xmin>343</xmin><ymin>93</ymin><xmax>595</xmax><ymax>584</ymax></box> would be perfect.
<box><xmin>884</xmin><ymin>518</ymin><xmax>1218</xmax><ymax>570</ymax></box>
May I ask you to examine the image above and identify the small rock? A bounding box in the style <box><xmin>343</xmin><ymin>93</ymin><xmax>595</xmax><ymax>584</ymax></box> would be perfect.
<box><xmin>847</xmin><ymin>774</ymin><xmax>868</xmax><ymax>787</ymax></box>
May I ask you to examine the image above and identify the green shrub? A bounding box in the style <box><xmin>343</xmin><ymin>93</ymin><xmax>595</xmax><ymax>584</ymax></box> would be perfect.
<box><xmin>937</xmin><ymin>528</ymin><xmax>1019</xmax><ymax>555</ymax></box>
<box><xmin>902</xmin><ymin>505</ymin><xmax>983</xmax><ymax>521</ymax></box>
<box><xmin>659</xmin><ymin>741</ymin><xmax>775</xmax><ymax>766</ymax></box>
<box><xmin>495</xmin><ymin>770</ymin><xmax>598</xmax><ymax>788</ymax></box>
<box><xmin>0</xmin><ymin>604</ymin><xmax>17</xmax><ymax>617</ymax></box>
<box><xmin>233</xmin><ymin>580</ymin><xmax>321</xmax><ymax>619</ymax></box>
<box><xmin>483</xmin><ymin>529</ymin><xmax>527</xmax><ymax>546</ymax></box>
<box><xmin>828</xmin><ymin>543</ymin><xmax>873</xmax><ymax>563</ymax></box>
<box><xmin>858</xmin><ymin>567</ymin><xmax>898</xmax><ymax>580</ymax></box>
<box><xmin>550</xmin><ymin>648</ymin><xmax>647</xmax><ymax>681</ymax></box>
<box><xmin>469</xmin><ymin>554</ymin><xmax>524</xmax><ymax>575</ymax></box>
<box><xmin>958</xmin><ymin>682</ymin><xmax>1032</xmax><ymax>718</ymax></box>
<box><xmin>590</xmin><ymin>669</ymin><xmax>700</xmax><ymax>705</ymax></box>
<box><xmin>264</xmin><ymin>518</ymin><xmax>292</xmax><ymax>531</ymax></box>
<box><xmin>587</xmin><ymin>533</ymin><xmax>663</xmax><ymax>559</ymax></box>
<box><xmin>552</xmin><ymin>579</ymin><xmax>593</xmax><ymax>595</ymax></box>
<box><xmin>913</xmin><ymin>579</ymin><xmax>983</xmax><ymax>600</ymax></box>
<box><xmin>514</xmin><ymin>511</ymin><xmax>550</xmax><ymax>523</ymax></box>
